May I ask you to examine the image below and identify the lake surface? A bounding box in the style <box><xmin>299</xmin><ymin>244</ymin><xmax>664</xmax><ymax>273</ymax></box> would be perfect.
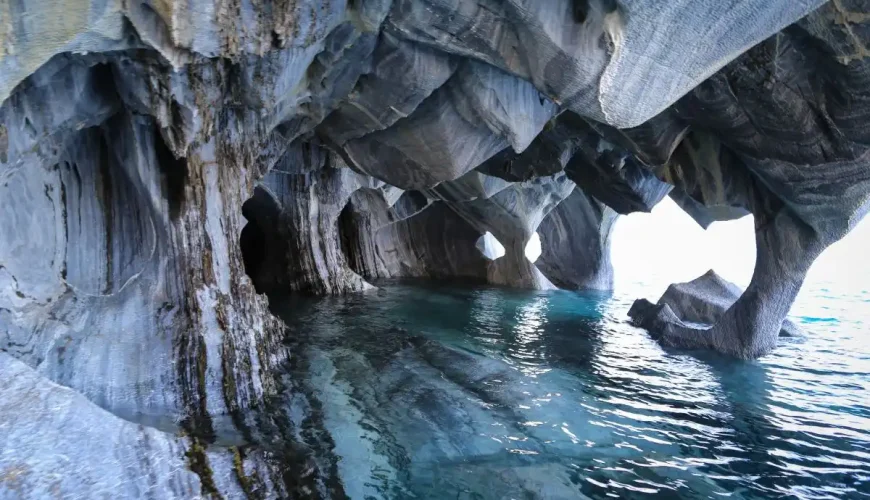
<box><xmin>269</xmin><ymin>281</ymin><xmax>870</xmax><ymax>499</ymax></box>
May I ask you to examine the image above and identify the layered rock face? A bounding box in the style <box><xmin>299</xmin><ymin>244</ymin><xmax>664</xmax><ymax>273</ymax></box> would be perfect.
<box><xmin>2</xmin><ymin>0</ymin><xmax>869</xmax><ymax>497</ymax></box>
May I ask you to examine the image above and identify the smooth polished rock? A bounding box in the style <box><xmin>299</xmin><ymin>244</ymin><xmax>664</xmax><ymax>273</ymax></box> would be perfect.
<box><xmin>564</xmin><ymin>121</ymin><xmax>673</xmax><ymax>215</ymax></box>
<box><xmin>385</xmin><ymin>0</ymin><xmax>823</xmax><ymax>127</ymax></box>
<box><xmin>629</xmin><ymin>2</ymin><xmax>870</xmax><ymax>358</ymax></box>
<box><xmin>629</xmin><ymin>270</ymin><xmax>804</xmax><ymax>340</ymax></box>
<box><xmin>445</xmin><ymin>173</ymin><xmax>576</xmax><ymax>289</ymax></box>
<box><xmin>253</xmin><ymin>148</ymin><xmax>377</xmax><ymax>295</ymax></box>
<box><xmin>537</xmin><ymin>189</ymin><xmax>619</xmax><ymax>291</ymax></box>
<box><xmin>0</xmin><ymin>353</ymin><xmax>201</xmax><ymax>499</ymax></box>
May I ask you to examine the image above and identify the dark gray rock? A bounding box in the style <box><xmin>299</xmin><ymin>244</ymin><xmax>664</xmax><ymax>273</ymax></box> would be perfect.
<box><xmin>658</xmin><ymin>131</ymin><xmax>755</xmax><ymax>229</ymax></box>
<box><xmin>476</xmin><ymin>111</ymin><xmax>590</xmax><ymax>182</ymax></box>
<box><xmin>565</xmin><ymin>138</ymin><xmax>673</xmax><ymax>215</ymax></box>
<box><xmin>343</xmin><ymin>200</ymin><xmax>490</xmax><ymax>282</ymax></box>
<box><xmin>629</xmin><ymin>270</ymin><xmax>803</xmax><ymax>340</ymax></box>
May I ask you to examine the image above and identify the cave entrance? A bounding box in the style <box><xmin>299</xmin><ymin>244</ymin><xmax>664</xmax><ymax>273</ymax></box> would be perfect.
<box><xmin>338</xmin><ymin>197</ymin><xmax>364</xmax><ymax>278</ymax></box>
<box><xmin>239</xmin><ymin>186</ymin><xmax>283</xmax><ymax>295</ymax></box>
<box><xmin>240</xmin><ymin>220</ymin><xmax>267</xmax><ymax>291</ymax></box>
<box><xmin>610</xmin><ymin>197</ymin><xmax>756</xmax><ymax>295</ymax></box>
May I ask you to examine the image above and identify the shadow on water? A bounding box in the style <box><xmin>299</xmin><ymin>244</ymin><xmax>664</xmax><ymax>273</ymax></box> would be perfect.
<box><xmin>252</xmin><ymin>281</ymin><xmax>869</xmax><ymax>499</ymax></box>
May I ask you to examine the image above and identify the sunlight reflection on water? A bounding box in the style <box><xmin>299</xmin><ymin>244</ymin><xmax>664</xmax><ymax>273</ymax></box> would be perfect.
<box><xmin>272</xmin><ymin>281</ymin><xmax>870</xmax><ymax>499</ymax></box>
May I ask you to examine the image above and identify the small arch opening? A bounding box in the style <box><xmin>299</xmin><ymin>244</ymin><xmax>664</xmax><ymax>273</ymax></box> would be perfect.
<box><xmin>524</xmin><ymin>232</ymin><xmax>542</xmax><ymax>263</ymax></box>
<box><xmin>239</xmin><ymin>186</ymin><xmax>283</xmax><ymax>295</ymax></box>
<box><xmin>475</xmin><ymin>231</ymin><xmax>506</xmax><ymax>261</ymax></box>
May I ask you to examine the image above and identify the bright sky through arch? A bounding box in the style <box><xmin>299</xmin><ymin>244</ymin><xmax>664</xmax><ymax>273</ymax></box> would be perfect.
<box><xmin>611</xmin><ymin>197</ymin><xmax>870</xmax><ymax>299</ymax></box>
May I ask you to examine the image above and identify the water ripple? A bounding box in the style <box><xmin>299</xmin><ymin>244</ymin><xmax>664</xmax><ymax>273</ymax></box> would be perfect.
<box><xmin>270</xmin><ymin>281</ymin><xmax>870</xmax><ymax>499</ymax></box>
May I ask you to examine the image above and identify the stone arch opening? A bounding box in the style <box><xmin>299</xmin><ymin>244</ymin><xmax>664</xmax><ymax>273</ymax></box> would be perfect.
<box><xmin>524</xmin><ymin>232</ymin><xmax>542</xmax><ymax>263</ymax></box>
<box><xmin>151</xmin><ymin>120</ymin><xmax>189</xmax><ymax>220</ymax></box>
<box><xmin>240</xmin><ymin>220</ymin><xmax>267</xmax><ymax>291</ymax></box>
<box><xmin>337</xmin><ymin>191</ymin><xmax>370</xmax><ymax>279</ymax></box>
<box><xmin>475</xmin><ymin>231</ymin><xmax>506</xmax><ymax>261</ymax></box>
<box><xmin>611</xmin><ymin>196</ymin><xmax>756</xmax><ymax>293</ymax></box>
<box><xmin>239</xmin><ymin>185</ymin><xmax>284</xmax><ymax>295</ymax></box>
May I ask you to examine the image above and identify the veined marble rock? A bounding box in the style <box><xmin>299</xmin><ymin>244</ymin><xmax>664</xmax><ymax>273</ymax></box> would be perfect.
<box><xmin>2</xmin><ymin>0</ymin><xmax>870</xmax><ymax>496</ymax></box>
<box><xmin>628</xmin><ymin>270</ymin><xmax>804</xmax><ymax>341</ymax></box>
<box><xmin>537</xmin><ymin>189</ymin><xmax>619</xmax><ymax>291</ymax></box>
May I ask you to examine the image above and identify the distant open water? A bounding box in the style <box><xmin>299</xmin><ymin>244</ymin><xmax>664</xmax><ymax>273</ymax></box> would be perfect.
<box><xmin>269</xmin><ymin>279</ymin><xmax>870</xmax><ymax>499</ymax></box>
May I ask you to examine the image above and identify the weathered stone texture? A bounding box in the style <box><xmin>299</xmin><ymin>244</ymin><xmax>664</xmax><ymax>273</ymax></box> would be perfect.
<box><xmin>2</xmin><ymin>0</ymin><xmax>870</xmax><ymax>496</ymax></box>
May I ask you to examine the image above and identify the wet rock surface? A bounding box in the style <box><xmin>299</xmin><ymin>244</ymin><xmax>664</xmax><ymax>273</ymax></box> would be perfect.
<box><xmin>1</xmin><ymin>0</ymin><xmax>870</xmax><ymax>496</ymax></box>
<box><xmin>629</xmin><ymin>270</ymin><xmax>804</xmax><ymax>342</ymax></box>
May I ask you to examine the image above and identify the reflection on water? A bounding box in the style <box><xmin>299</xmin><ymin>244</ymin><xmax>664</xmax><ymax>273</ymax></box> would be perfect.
<box><xmin>268</xmin><ymin>281</ymin><xmax>870</xmax><ymax>499</ymax></box>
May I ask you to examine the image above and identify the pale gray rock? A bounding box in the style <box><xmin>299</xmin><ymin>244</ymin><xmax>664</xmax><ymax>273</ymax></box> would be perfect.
<box><xmin>0</xmin><ymin>353</ymin><xmax>201</xmax><ymax>499</ymax></box>
<box><xmin>452</xmin><ymin>60</ymin><xmax>558</xmax><ymax>154</ymax></box>
<box><xmin>537</xmin><ymin>189</ymin><xmax>619</xmax><ymax>290</ymax></box>
<box><xmin>444</xmin><ymin>173</ymin><xmax>576</xmax><ymax>289</ymax></box>
<box><xmin>340</xmin><ymin>58</ymin><xmax>556</xmax><ymax>190</ymax></box>
<box><xmin>3</xmin><ymin>0</ymin><xmax>870</xmax><ymax>496</ymax></box>
<box><xmin>341</xmin><ymin>76</ymin><xmax>509</xmax><ymax>189</ymax></box>
<box><xmin>318</xmin><ymin>31</ymin><xmax>459</xmax><ymax>145</ymax></box>
<box><xmin>629</xmin><ymin>270</ymin><xmax>803</xmax><ymax>340</ymax></box>
<box><xmin>0</xmin><ymin>108</ymin><xmax>285</xmax><ymax>440</ymax></box>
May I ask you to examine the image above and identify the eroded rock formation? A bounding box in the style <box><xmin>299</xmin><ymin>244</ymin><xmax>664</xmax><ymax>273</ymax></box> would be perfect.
<box><xmin>2</xmin><ymin>0</ymin><xmax>869</xmax><ymax>496</ymax></box>
<box><xmin>629</xmin><ymin>270</ymin><xmax>804</xmax><ymax>342</ymax></box>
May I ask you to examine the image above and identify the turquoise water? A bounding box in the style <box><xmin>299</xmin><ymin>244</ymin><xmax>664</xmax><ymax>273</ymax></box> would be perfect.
<box><xmin>270</xmin><ymin>281</ymin><xmax>870</xmax><ymax>499</ymax></box>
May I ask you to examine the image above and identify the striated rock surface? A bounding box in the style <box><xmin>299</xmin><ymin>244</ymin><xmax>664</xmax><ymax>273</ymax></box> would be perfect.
<box><xmin>250</xmin><ymin>143</ymin><xmax>378</xmax><ymax>295</ymax></box>
<box><xmin>2</xmin><ymin>0</ymin><xmax>870</xmax><ymax>496</ymax></box>
<box><xmin>442</xmin><ymin>173</ymin><xmax>576</xmax><ymax>289</ymax></box>
<box><xmin>537</xmin><ymin>189</ymin><xmax>619</xmax><ymax>291</ymax></box>
<box><xmin>629</xmin><ymin>270</ymin><xmax>803</xmax><ymax>341</ymax></box>
<box><xmin>0</xmin><ymin>352</ymin><xmax>201</xmax><ymax>498</ymax></box>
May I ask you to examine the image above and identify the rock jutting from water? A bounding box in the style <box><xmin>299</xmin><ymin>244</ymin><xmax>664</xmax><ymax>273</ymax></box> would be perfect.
<box><xmin>2</xmin><ymin>0</ymin><xmax>870</xmax><ymax>497</ymax></box>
